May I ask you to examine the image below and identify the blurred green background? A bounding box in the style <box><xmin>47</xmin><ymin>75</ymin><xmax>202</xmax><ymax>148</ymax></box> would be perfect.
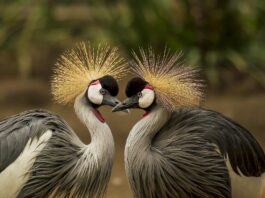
<box><xmin>1</xmin><ymin>0</ymin><xmax>265</xmax><ymax>87</ymax></box>
<box><xmin>0</xmin><ymin>0</ymin><xmax>264</xmax><ymax>197</ymax></box>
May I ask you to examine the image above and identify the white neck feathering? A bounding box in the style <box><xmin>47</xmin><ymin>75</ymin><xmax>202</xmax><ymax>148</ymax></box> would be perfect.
<box><xmin>74</xmin><ymin>94</ymin><xmax>115</xmax><ymax>164</ymax></box>
<box><xmin>125</xmin><ymin>105</ymin><xmax>170</xmax><ymax>165</ymax></box>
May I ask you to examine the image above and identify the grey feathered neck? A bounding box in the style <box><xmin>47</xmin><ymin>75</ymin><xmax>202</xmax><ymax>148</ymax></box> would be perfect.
<box><xmin>18</xmin><ymin>93</ymin><xmax>115</xmax><ymax>198</ymax></box>
<box><xmin>125</xmin><ymin>106</ymin><xmax>231</xmax><ymax>198</ymax></box>
<box><xmin>125</xmin><ymin>106</ymin><xmax>170</xmax><ymax>151</ymax></box>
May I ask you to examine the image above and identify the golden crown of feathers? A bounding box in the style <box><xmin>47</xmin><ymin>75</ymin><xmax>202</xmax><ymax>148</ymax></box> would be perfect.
<box><xmin>51</xmin><ymin>42</ymin><xmax>127</xmax><ymax>104</ymax></box>
<box><xmin>131</xmin><ymin>48</ymin><xmax>205</xmax><ymax>111</ymax></box>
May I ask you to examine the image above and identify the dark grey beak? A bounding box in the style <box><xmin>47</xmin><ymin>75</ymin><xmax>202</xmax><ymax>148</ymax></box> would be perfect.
<box><xmin>112</xmin><ymin>96</ymin><xmax>138</xmax><ymax>112</ymax></box>
<box><xmin>103</xmin><ymin>94</ymin><xmax>129</xmax><ymax>113</ymax></box>
<box><xmin>102</xmin><ymin>94</ymin><xmax>120</xmax><ymax>107</ymax></box>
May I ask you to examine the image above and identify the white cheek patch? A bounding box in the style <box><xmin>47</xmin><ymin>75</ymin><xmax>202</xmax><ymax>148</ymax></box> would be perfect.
<box><xmin>139</xmin><ymin>89</ymin><xmax>155</xmax><ymax>108</ymax></box>
<box><xmin>87</xmin><ymin>83</ymin><xmax>103</xmax><ymax>105</ymax></box>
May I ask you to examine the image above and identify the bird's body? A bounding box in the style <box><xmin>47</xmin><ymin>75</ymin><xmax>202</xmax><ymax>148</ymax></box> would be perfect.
<box><xmin>0</xmin><ymin>42</ymin><xmax>127</xmax><ymax>197</ymax></box>
<box><xmin>125</xmin><ymin>106</ymin><xmax>265</xmax><ymax>198</ymax></box>
<box><xmin>113</xmin><ymin>48</ymin><xmax>265</xmax><ymax>198</ymax></box>
<box><xmin>0</xmin><ymin>104</ymin><xmax>114</xmax><ymax>197</ymax></box>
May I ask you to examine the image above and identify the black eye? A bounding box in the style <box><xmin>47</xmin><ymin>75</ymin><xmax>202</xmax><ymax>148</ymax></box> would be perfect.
<box><xmin>100</xmin><ymin>89</ymin><xmax>107</xmax><ymax>95</ymax></box>
<box><xmin>137</xmin><ymin>92</ymin><xmax>142</xmax><ymax>98</ymax></box>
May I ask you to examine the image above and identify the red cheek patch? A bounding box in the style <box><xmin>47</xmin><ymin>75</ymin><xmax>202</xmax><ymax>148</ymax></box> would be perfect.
<box><xmin>89</xmin><ymin>80</ymin><xmax>100</xmax><ymax>86</ymax></box>
<box><xmin>144</xmin><ymin>84</ymin><xmax>154</xmax><ymax>90</ymax></box>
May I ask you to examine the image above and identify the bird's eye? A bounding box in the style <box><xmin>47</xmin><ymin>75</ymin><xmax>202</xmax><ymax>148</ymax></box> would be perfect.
<box><xmin>100</xmin><ymin>89</ymin><xmax>107</xmax><ymax>95</ymax></box>
<box><xmin>137</xmin><ymin>92</ymin><xmax>142</xmax><ymax>98</ymax></box>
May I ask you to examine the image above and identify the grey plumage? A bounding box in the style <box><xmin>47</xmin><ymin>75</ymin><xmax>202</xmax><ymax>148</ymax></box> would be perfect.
<box><xmin>124</xmin><ymin>105</ymin><xmax>265</xmax><ymax>198</ymax></box>
<box><xmin>0</xmin><ymin>110</ymin><xmax>54</xmax><ymax>173</ymax></box>
<box><xmin>200</xmin><ymin>109</ymin><xmax>265</xmax><ymax>177</ymax></box>
<box><xmin>113</xmin><ymin>49</ymin><xmax>265</xmax><ymax>197</ymax></box>
<box><xmin>0</xmin><ymin>108</ymin><xmax>113</xmax><ymax>198</ymax></box>
<box><xmin>0</xmin><ymin>42</ymin><xmax>125</xmax><ymax>197</ymax></box>
<box><xmin>0</xmin><ymin>80</ymin><xmax>119</xmax><ymax>197</ymax></box>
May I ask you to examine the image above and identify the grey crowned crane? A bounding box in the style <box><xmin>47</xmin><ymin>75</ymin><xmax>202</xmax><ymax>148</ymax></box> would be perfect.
<box><xmin>113</xmin><ymin>48</ymin><xmax>265</xmax><ymax>198</ymax></box>
<box><xmin>0</xmin><ymin>42</ymin><xmax>127</xmax><ymax>198</ymax></box>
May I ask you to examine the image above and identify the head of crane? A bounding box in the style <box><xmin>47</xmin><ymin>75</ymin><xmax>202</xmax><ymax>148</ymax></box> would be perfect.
<box><xmin>51</xmin><ymin>41</ymin><xmax>128</xmax><ymax>121</ymax></box>
<box><xmin>112</xmin><ymin>47</ymin><xmax>205</xmax><ymax>114</ymax></box>
<box><xmin>87</xmin><ymin>75</ymin><xmax>119</xmax><ymax>106</ymax></box>
<box><xmin>113</xmin><ymin>77</ymin><xmax>155</xmax><ymax>112</ymax></box>
<box><xmin>84</xmin><ymin>75</ymin><xmax>121</xmax><ymax>121</ymax></box>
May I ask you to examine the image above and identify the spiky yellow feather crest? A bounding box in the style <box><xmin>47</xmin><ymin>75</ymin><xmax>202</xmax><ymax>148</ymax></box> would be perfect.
<box><xmin>131</xmin><ymin>48</ymin><xmax>205</xmax><ymax>111</ymax></box>
<box><xmin>51</xmin><ymin>42</ymin><xmax>127</xmax><ymax>104</ymax></box>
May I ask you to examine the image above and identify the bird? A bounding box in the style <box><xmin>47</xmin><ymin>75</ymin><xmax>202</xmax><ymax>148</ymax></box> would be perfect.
<box><xmin>0</xmin><ymin>42</ymin><xmax>127</xmax><ymax>198</ymax></box>
<box><xmin>112</xmin><ymin>48</ymin><xmax>265</xmax><ymax>198</ymax></box>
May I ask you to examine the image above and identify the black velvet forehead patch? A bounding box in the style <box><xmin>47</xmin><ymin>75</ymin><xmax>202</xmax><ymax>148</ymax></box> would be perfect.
<box><xmin>98</xmin><ymin>75</ymin><xmax>119</xmax><ymax>96</ymax></box>
<box><xmin>126</xmin><ymin>77</ymin><xmax>148</xmax><ymax>97</ymax></box>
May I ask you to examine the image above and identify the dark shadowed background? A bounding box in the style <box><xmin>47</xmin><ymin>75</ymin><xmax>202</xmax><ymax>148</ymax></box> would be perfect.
<box><xmin>0</xmin><ymin>0</ymin><xmax>264</xmax><ymax>197</ymax></box>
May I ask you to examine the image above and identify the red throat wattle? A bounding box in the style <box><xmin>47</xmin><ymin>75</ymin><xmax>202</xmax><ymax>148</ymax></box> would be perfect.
<box><xmin>92</xmin><ymin>108</ymin><xmax>105</xmax><ymax>123</ymax></box>
<box><xmin>142</xmin><ymin>111</ymin><xmax>150</xmax><ymax>118</ymax></box>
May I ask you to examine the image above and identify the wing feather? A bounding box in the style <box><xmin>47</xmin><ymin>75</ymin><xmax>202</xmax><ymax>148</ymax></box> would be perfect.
<box><xmin>154</xmin><ymin>108</ymin><xmax>265</xmax><ymax>177</ymax></box>
<box><xmin>0</xmin><ymin>110</ymin><xmax>66</xmax><ymax>172</ymax></box>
